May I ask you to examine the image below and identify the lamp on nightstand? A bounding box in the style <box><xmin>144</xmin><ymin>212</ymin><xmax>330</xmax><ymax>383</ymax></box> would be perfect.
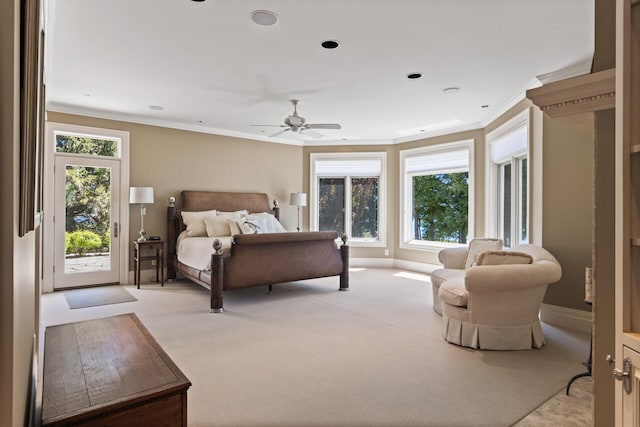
<box><xmin>289</xmin><ymin>192</ymin><xmax>307</xmax><ymax>232</ymax></box>
<box><xmin>130</xmin><ymin>187</ymin><xmax>154</xmax><ymax>242</ymax></box>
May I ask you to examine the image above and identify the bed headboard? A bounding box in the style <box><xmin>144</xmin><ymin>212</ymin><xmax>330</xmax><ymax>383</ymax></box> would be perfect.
<box><xmin>182</xmin><ymin>191</ymin><xmax>272</xmax><ymax>213</ymax></box>
<box><xmin>166</xmin><ymin>191</ymin><xmax>278</xmax><ymax>280</ymax></box>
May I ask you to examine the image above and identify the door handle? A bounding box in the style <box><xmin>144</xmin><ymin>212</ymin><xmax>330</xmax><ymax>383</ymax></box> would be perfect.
<box><xmin>612</xmin><ymin>356</ymin><xmax>632</xmax><ymax>395</ymax></box>
<box><xmin>113</xmin><ymin>222</ymin><xmax>119</xmax><ymax>238</ymax></box>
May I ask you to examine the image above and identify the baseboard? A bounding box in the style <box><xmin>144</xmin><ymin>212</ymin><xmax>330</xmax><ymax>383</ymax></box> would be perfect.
<box><xmin>351</xmin><ymin>258</ymin><xmax>440</xmax><ymax>274</ymax></box>
<box><xmin>128</xmin><ymin>268</ymin><xmax>167</xmax><ymax>286</ymax></box>
<box><xmin>540</xmin><ymin>303</ymin><xmax>592</xmax><ymax>334</ymax></box>
<box><xmin>393</xmin><ymin>259</ymin><xmax>441</xmax><ymax>274</ymax></box>
<box><xmin>131</xmin><ymin>260</ymin><xmax>437</xmax><ymax>283</ymax></box>
<box><xmin>350</xmin><ymin>258</ymin><xmax>394</xmax><ymax>268</ymax></box>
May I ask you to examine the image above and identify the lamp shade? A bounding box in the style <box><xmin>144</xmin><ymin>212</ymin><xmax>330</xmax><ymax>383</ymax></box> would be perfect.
<box><xmin>289</xmin><ymin>192</ymin><xmax>307</xmax><ymax>207</ymax></box>
<box><xmin>129</xmin><ymin>187</ymin><xmax>154</xmax><ymax>204</ymax></box>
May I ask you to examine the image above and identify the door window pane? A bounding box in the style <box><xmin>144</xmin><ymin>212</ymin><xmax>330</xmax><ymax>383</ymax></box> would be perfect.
<box><xmin>319</xmin><ymin>178</ymin><xmax>345</xmax><ymax>234</ymax></box>
<box><xmin>351</xmin><ymin>177</ymin><xmax>378</xmax><ymax>239</ymax></box>
<box><xmin>64</xmin><ymin>165</ymin><xmax>111</xmax><ymax>273</ymax></box>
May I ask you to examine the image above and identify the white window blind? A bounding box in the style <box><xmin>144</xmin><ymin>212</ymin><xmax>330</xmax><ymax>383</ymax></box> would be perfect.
<box><xmin>490</xmin><ymin>125</ymin><xmax>528</xmax><ymax>163</ymax></box>
<box><xmin>405</xmin><ymin>147</ymin><xmax>469</xmax><ymax>174</ymax></box>
<box><xmin>315</xmin><ymin>158</ymin><xmax>381</xmax><ymax>176</ymax></box>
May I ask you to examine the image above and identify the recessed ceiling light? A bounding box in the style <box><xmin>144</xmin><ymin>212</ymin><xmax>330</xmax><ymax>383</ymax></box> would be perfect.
<box><xmin>251</xmin><ymin>10</ymin><xmax>278</xmax><ymax>26</ymax></box>
<box><xmin>149</xmin><ymin>105</ymin><xmax>164</xmax><ymax>111</ymax></box>
<box><xmin>321</xmin><ymin>40</ymin><xmax>340</xmax><ymax>49</ymax></box>
<box><xmin>443</xmin><ymin>87</ymin><xmax>460</xmax><ymax>94</ymax></box>
<box><xmin>406</xmin><ymin>73</ymin><xmax>422</xmax><ymax>79</ymax></box>
<box><xmin>191</xmin><ymin>0</ymin><xmax>206</xmax><ymax>2</ymax></box>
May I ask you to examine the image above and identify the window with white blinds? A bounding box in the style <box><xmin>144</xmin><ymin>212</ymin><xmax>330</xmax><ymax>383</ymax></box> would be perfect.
<box><xmin>399</xmin><ymin>140</ymin><xmax>474</xmax><ymax>248</ymax></box>
<box><xmin>486</xmin><ymin>114</ymin><xmax>530</xmax><ymax>247</ymax></box>
<box><xmin>310</xmin><ymin>153</ymin><xmax>386</xmax><ymax>246</ymax></box>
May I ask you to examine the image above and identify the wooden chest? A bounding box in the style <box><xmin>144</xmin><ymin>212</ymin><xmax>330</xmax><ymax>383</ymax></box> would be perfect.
<box><xmin>42</xmin><ymin>313</ymin><xmax>191</xmax><ymax>426</ymax></box>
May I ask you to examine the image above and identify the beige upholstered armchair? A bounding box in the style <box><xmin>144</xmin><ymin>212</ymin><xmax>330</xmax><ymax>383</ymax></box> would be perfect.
<box><xmin>431</xmin><ymin>242</ymin><xmax>562</xmax><ymax>350</ymax></box>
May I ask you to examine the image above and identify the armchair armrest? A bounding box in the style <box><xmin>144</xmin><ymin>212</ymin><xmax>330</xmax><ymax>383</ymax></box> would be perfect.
<box><xmin>438</xmin><ymin>246</ymin><xmax>469</xmax><ymax>269</ymax></box>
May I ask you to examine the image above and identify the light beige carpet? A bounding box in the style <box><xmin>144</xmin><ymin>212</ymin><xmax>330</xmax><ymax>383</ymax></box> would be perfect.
<box><xmin>41</xmin><ymin>268</ymin><xmax>590</xmax><ymax>427</ymax></box>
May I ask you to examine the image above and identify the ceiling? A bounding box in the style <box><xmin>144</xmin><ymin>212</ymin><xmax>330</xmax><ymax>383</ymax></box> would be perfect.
<box><xmin>45</xmin><ymin>0</ymin><xmax>594</xmax><ymax>146</ymax></box>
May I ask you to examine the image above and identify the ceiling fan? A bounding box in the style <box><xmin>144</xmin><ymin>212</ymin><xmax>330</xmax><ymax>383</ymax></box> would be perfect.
<box><xmin>253</xmin><ymin>100</ymin><xmax>341</xmax><ymax>138</ymax></box>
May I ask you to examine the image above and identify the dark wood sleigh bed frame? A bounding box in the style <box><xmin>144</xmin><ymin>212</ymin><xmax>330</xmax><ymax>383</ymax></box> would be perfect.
<box><xmin>167</xmin><ymin>191</ymin><xmax>349</xmax><ymax>312</ymax></box>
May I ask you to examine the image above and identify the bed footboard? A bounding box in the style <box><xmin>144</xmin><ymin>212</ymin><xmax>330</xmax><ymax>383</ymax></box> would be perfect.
<box><xmin>209</xmin><ymin>232</ymin><xmax>349</xmax><ymax>312</ymax></box>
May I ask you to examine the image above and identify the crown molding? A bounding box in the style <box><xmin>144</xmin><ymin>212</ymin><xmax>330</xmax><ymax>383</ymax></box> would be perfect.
<box><xmin>526</xmin><ymin>68</ymin><xmax>615</xmax><ymax>118</ymax></box>
<box><xmin>46</xmin><ymin>102</ymin><xmax>305</xmax><ymax>146</ymax></box>
<box><xmin>535</xmin><ymin>59</ymin><xmax>593</xmax><ymax>85</ymax></box>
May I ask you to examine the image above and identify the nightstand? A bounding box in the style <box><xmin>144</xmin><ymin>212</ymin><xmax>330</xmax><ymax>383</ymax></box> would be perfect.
<box><xmin>133</xmin><ymin>240</ymin><xmax>164</xmax><ymax>289</ymax></box>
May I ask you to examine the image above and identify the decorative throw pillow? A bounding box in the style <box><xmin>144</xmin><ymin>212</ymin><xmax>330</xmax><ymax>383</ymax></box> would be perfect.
<box><xmin>476</xmin><ymin>250</ymin><xmax>533</xmax><ymax>266</ymax></box>
<box><xmin>464</xmin><ymin>238</ymin><xmax>503</xmax><ymax>269</ymax></box>
<box><xmin>203</xmin><ymin>215</ymin><xmax>232</xmax><ymax>237</ymax></box>
<box><xmin>237</xmin><ymin>220</ymin><xmax>259</xmax><ymax>234</ymax></box>
<box><xmin>181</xmin><ymin>210</ymin><xmax>217</xmax><ymax>237</ymax></box>
<box><xmin>245</xmin><ymin>212</ymin><xmax>287</xmax><ymax>233</ymax></box>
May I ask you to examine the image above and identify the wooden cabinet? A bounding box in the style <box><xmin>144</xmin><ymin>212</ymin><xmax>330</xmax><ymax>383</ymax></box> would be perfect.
<box><xmin>616</xmin><ymin>0</ymin><xmax>640</xmax><ymax>424</ymax></box>
<box><xmin>41</xmin><ymin>313</ymin><xmax>191</xmax><ymax>426</ymax></box>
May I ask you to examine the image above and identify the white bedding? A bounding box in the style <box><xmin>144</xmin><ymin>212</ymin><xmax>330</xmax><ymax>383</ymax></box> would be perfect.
<box><xmin>176</xmin><ymin>212</ymin><xmax>287</xmax><ymax>271</ymax></box>
<box><xmin>176</xmin><ymin>231</ymin><xmax>233</xmax><ymax>271</ymax></box>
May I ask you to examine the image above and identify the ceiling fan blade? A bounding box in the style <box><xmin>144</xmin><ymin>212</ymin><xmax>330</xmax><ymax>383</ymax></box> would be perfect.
<box><xmin>300</xmin><ymin>128</ymin><xmax>323</xmax><ymax>138</ymax></box>
<box><xmin>306</xmin><ymin>123</ymin><xmax>341</xmax><ymax>130</ymax></box>
<box><xmin>268</xmin><ymin>128</ymin><xmax>290</xmax><ymax>138</ymax></box>
<box><xmin>251</xmin><ymin>124</ymin><xmax>286</xmax><ymax>127</ymax></box>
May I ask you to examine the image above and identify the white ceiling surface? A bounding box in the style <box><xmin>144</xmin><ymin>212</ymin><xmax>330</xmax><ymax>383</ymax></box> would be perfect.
<box><xmin>45</xmin><ymin>0</ymin><xmax>594</xmax><ymax>146</ymax></box>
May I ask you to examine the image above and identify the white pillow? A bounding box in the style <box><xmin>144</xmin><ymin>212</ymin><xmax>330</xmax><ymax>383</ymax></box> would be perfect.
<box><xmin>245</xmin><ymin>212</ymin><xmax>287</xmax><ymax>233</ymax></box>
<box><xmin>228</xmin><ymin>220</ymin><xmax>242</xmax><ymax>236</ymax></box>
<box><xmin>217</xmin><ymin>210</ymin><xmax>249</xmax><ymax>218</ymax></box>
<box><xmin>236</xmin><ymin>219</ymin><xmax>258</xmax><ymax>234</ymax></box>
<box><xmin>464</xmin><ymin>238</ymin><xmax>503</xmax><ymax>269</ymax></box>
<box><xmin>204</xmin><ymin>215</ymin><xmax>232</xmax><ymax>237</ymax></box>
<box><xmin>181</xmin><ymin>210</ymin><xmax>217</xmax><ymax>237</ymax></box>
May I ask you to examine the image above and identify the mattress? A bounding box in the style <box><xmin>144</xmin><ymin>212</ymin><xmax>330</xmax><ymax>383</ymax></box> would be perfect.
<box><xmin>176</xmin><ymin>231</ymin><xmax>233</xmax><ymax>271</ymax></box>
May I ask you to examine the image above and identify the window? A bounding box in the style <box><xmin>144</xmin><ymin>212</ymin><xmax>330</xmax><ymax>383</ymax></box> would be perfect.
<box><xmin>487</xmin><ymin>114</ymin><xmax>529</xmax><ymax>247</ymax></box>
<box><xmin>310</xmin><ymin>153</ymin><xmax>386</xmax><ymax>246</ymax></box>
<box><xmin>400</xmin><ymin>140</ymin><xmax>474</xmax><ymax>248</ymax></box>
<box><xmin>55</xmin><ymin>133</ymin><xmax>120</xmax><ymax>157</ymax></box>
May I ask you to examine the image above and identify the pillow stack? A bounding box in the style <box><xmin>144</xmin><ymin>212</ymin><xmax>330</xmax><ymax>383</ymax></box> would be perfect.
<box><xmin>181</xmin><ymin>210</ymin><xmax>285</xmax><ymax>238</ymax></box>
<box><xmin>464</xmin><ymin>238</ymin><xmax>503</xmax><ymax>269</ymax></box>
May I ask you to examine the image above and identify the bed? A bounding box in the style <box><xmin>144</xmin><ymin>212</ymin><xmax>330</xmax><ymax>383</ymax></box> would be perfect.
<box><xmin>167</xmin><ymin>191</ymin><xmax>349</xmax><ymax>312</ymax></box>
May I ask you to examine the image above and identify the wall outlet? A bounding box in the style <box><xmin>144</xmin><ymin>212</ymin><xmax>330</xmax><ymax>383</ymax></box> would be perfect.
<box><xmin>384</xmin><ymin>249</ymin><xmax>390</xmax><ymax>256</ymax></box>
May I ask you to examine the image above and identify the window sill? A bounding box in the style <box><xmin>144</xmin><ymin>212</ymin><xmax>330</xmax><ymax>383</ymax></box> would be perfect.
<box><xmin>346</xmin><ymin>239</ymin><xmax>386</xmax><ymax>248</ymax></box>
<box><xmin>399</xmin><ymin>240</ymin><xmax>466</xmax><ymax>252</ymax></box>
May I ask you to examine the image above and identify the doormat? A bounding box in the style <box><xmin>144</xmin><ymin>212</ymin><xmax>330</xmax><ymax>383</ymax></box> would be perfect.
<box><xmin>64</xmin><ymin>286</ymin><xmax>137</xmax><ymax>309</ymax></box>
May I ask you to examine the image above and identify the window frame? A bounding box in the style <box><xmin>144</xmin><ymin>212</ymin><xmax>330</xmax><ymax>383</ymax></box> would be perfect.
<box><xmin>310</xmin><ymin>152</ymin><xmax>387</xmax><ymax>247</ymax></box>
<box><xmin>486</xmin><ymin>110</ymin><xmax>530</xmax><ymax>247</ymax></box>
<box><xmin>399</xmin><ymin>139</ymin><xmax>475</xmax><ymax>251</ymax></box>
